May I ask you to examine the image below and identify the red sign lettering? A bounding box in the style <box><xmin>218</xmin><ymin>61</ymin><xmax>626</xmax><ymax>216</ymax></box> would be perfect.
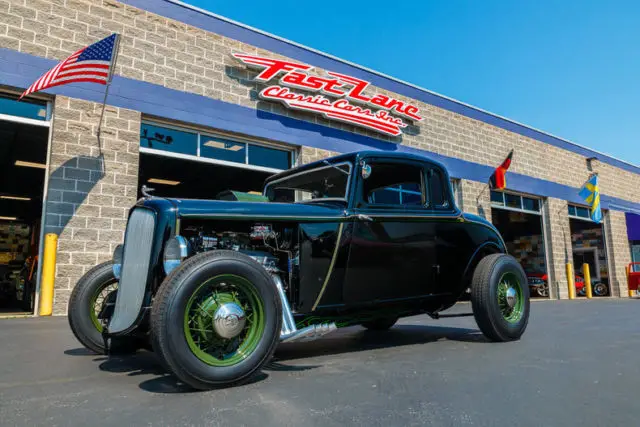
<box><xmin>232</xmin><ymin>53</ymin><xmax>423</xmax><ymax>136</ymax></box>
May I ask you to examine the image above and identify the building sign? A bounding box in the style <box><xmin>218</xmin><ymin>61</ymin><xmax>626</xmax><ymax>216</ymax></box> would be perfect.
<box><xmin>232</xmin><ymin>53</ymin><xmax>423</xmax><ymax>136</ymax></box>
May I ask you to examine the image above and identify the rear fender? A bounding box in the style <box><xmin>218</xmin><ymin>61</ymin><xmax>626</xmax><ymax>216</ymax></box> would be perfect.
<box><xmin>460</xmin><ymin>241</ymin><xmax>504</xmax><ymax>294</ymax></box>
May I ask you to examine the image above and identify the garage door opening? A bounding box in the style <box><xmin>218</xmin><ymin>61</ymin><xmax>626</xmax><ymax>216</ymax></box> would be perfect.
<box><xmin>568</xmin><ymin>204</ymin><xmax>610</xmax><ymax>297</ymax></box>
<box><xmin>491</xmin><ymin>191</ymin><xmax>549</xmax><ymax>299</ymax></box>
<box><xmin>137</xmin><ymin>120</ymin><xmax>296</xmax><ymax>201</ymax></box>
<box><xmin>138</xmin><ymin>153</ymin><xmax>274</xmax><ymax>199</ymax></box>
<box><xmin>0</xmin><ymin>95</ymin><xmax>51</xmax><ymax>315</ymax></box>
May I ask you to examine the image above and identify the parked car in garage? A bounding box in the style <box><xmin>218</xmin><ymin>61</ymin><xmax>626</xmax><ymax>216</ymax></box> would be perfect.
<box><xmin>67</xmin><ymin>151</ymin><xmax>530</xmax><ymax>390</ymax></box>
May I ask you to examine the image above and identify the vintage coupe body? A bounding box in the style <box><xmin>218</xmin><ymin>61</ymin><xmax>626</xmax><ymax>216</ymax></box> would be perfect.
<box><xmin>68</xmin><ymin>151</ymin><xmax>530</xmax><ymax>390</ymax></box>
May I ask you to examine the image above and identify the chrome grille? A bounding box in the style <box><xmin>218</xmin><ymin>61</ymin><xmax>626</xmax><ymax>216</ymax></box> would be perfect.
<box><xmin>107</xmin><ymin>208</ymin><xmax>155</xmax><ymax>334</ymax></box>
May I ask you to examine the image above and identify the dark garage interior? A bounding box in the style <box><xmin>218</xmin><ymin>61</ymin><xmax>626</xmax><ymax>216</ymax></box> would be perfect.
<box><xmin>137</xmin><ymin>153</ymin><xmax>275</xmax><ymax>200</ymax></box>
<box><xmin>492</xmin><ymin>207</ymin><xmax>549</xmax><ymax>298</ymax></box>
<box><xmin>0</xmin><ymin>119</ymin><xmax>48</xmax><ymax>314</ymax></box>
<box><xmin>570</xmin><ymin>217</ymin><xmax>610</xmax><ymax>297</ymax></box>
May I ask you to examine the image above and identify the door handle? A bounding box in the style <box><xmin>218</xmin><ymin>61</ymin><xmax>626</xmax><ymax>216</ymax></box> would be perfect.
<box><xmin>357</xmin><ymin>214</ymin><xmax>373</xmax><ymax>222</ymax></box>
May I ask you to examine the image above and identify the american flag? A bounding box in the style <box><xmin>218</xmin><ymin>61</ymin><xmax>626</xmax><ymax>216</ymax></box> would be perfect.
<box><xmin>19</xmin><ymin>33</ymin><xmax>120</xmax><ymax>100</ymax></box>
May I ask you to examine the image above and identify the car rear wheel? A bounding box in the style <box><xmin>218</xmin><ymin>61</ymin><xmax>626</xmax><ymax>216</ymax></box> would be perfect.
<box><xmin>470</xmin><ymin>254</ymin><xmax>530</xmax><ymax>342</ymax></box>
<box><xmin>67</xmin><ymin>262</ymin><xmax>142</xmax><ymax>355</ymax></box>
<box><xmin>151</xmin><ymin>250</ymin><xmax>282</xmax><ymax>390</ymax></box>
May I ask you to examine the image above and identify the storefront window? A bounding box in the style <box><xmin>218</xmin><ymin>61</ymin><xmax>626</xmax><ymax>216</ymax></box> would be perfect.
<box><xmin>522</xmin><ymin>197</ymin><xmax>540</xmax><ymax>212</ymax></box>
<box><xmin>200</xmin><ymin>135</ymin><xmax>246</xmax><ymax>164</ymax></box>
<box><xmin>0</xmin><ymin>95</ymin><xmax>48</xmax><ymax>121</ymax></box>
<box><xmin>248</xmin><ymin>144</ymin><xmax>291</xmax><ymax>169</ymax></box>
<box><xmin>140</xmin><ymin>123</ymin><xmax>197</xmax><ymax>156</ymax></box>
<box><xmin>139</xmin><ymin>120</ymin><xmax>294</xmax><ymax>171</ymax></box>
<box><xmin>568</xmin><ymin>203</ymin><xmax>592</xmax><ymax>220</ymax></box>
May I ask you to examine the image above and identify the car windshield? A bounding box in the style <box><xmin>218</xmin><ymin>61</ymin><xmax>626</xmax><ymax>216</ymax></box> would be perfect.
<box><xmin>264</xmin><ymin>161</ymin><xmax>352</xmax><ymax>203</ymax></box>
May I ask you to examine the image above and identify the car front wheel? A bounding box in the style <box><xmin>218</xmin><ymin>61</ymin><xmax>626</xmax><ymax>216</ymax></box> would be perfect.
<box><xmin>67</xmin><ymin>262</ymin><xmax>142</xmax><ymax>354</ymax></box>
<box><xmin>151</xmin><ymin>250</ymin><xmax>282</xmax><ymax>390</ymax></box>
<box><xmin>470</xmin><ymin>254</ymin><xmax>530</xmax><ymax>342</ymax></box>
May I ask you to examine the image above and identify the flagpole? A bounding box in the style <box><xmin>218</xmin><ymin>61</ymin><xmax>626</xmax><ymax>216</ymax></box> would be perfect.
<box><xmin>96</xmin><ymin>33</ymin><xmax>121</xmax><ymax>175</ymax></box>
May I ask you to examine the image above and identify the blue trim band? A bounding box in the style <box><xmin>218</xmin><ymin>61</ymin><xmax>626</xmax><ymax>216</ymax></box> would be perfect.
<box><xmin>1</xmin><ymin>48</ymin><xmax>638</xmax><ymax>215</ymax></box>
<box><xmin>116</xmin><ymin>0</ymin><xmax>639</xmax><ymax>176</ymax></box>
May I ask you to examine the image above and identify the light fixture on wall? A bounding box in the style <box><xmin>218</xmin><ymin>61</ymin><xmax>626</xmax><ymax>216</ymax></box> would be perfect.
<box><xmin>0</xmin><ymin>216</ymin><xmax>18</xmax><ymax>221</ymax></box>
<box><xmin>0</xmin><ymin>195</ymin><xmax>31</xmax><ymax>201</ymax></box>
<box><xmin>586</xmin><ymin>156</ymin><xmax>598</xmax><ymax>171</ymax></box>
<box><xmin>148</xmin><ymin>178</ymin><xmax>180</xmax><ymax>186</ymax></box>
<box><xmin>14</xmin><ymin>160</ymin><xmax>46</xmax><ymax>169</ymax></box>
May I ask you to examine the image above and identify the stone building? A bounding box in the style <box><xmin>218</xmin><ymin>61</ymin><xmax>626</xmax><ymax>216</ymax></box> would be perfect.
<box><xmin>0</xmin><ymin>0</ymin><xmax>637</xmax><ymax>315</ymax></box>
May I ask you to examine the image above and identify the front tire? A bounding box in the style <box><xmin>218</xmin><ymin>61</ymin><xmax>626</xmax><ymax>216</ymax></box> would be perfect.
<box><xmin>471</xmin><ymin>254</ymin><xmax>530</xmax><ymax>342</ymax></box>
<box><xmin>67</xmin><ymin>262</ymin><xmax>141</xmax><ymax>355</ymax></box>
<box><xmin>151</xmin><ymin>250</ymin><xmax>282</xmax><ymax>390</ymax></box>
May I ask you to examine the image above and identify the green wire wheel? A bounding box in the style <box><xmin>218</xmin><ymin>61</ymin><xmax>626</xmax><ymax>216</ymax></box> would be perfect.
<box><xmin>151</xmin><ymin>250</ymin><xmax>282</xmax><ymax>390</ymax></box>
<box><xmin>183</xmin><ymin>274</ymin><xmax>266</xmax><ymax>367</ymax></box>
<box><xmin>88</xmin><ymin>281</ymin><xmax>118</xmax><ymax>333</ymax></box>
<box><xmin>471</xmin><ymin>253</ymin><xmax>530</xmax><ymax>342</ymax></box>
<box><xmin>496</xmin><ymin>272</ymin><xmax>524</xmax><ymax>323</ymax></box>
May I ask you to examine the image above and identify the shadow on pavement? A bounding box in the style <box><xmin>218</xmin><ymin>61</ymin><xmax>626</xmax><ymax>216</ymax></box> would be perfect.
<box><xmin>273</xmin><ymin>324</ymin><xmax>486</xmax><ymax>362</ymax></box>
<box><xmin>62</xmin><ymin>324</ymin><xmax>484</xmax><ymax>393</ymax></box>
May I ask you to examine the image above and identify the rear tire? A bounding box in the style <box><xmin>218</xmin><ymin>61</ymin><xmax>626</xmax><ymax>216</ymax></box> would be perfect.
<box><xmin>67</xmin><ymin>262</ymin><xmax>141</xmax><ymax>355</ymax></box>
<box><xmin>471</xmin><ymin>254</ymin><xmax>530</xmax><ymax>342</ymax></box>
<box><xmin>151</xmin><ymin>250</ymin><xmax>282</xmax><ymax>390</ymax></box>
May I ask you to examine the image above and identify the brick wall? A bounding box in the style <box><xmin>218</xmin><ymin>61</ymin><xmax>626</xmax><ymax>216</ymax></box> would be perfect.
<box><xmin>459</xmin><ymin>179</ymin><xmax>492</xmax><ymax>221</ymax></box>
<box><xmin>542</xmin><ymin>198</ymin><xmax>573</xmax><ymax>299</ymax></box>
<box><xmin>47</xmin><ymin>95</ymin><xmax>140</xmax><ymax>314</ymax></box>
<box><xmin>603</xmin><ymin>210</ymin><xmax>632</xmax><ymax>297</ymax></box>
<box><xmin>0</xmin><ymin>0</ymin><xmax>638</xmax><ymax>204</ymax></box>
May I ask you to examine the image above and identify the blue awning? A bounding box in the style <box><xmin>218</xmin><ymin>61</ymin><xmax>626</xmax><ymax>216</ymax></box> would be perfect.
<box><xmin>627</xmin><ymin>212</ymin><xmax>640</xmax><ymax>241</ymax></box>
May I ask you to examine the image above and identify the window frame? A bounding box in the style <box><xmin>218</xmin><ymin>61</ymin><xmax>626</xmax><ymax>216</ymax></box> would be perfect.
<box><xmin>263</xmin><ymin>161</ymin><xmax>354</xmax><ymax>204</ymax></box>
<box><xmin>139</xmin><ymin>118</ymin><xmax>296</xmax><ymax>173</ymax></box>
<box><xmin>490</xmin><ymin>190</ymin><xmax>542</xmax><ymax>216</ymax></box>
<box><xmin>567</xmin><ymin>203</ymin><xmax>597</xmax><ymax>222</ymax></box>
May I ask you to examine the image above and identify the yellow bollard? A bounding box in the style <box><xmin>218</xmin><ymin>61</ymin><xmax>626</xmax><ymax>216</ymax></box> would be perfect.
<box><xmin>566</xmin><ymin>263</ymin><xmax>576</xmax><ymax>300</ymax></box>
<box><xmin>583</xmin><ymin>263</ymin><xmax>592</xmax><ymax>299</ymax></box>
<box><xmin>38</xmin><ymin>233</ymin><xmax>58</xmax><ymax>316</ymax></box>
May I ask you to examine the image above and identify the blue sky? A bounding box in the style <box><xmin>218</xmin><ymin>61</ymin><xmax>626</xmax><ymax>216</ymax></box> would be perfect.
<box><xmin>187</xmin><ymin>0</ymin><xmax>639</xmax><ymax>166</ymax></box>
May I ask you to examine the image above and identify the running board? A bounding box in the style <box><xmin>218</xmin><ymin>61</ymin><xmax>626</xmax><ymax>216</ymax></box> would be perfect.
<box><xmin>271</xmin><ymin>274</ymin><xmax>337</xmax><ymax>343</ymax></box>
<box><xmin>429</xmin><ymin>312</ymin><xmax>475</xmax><ymax>319</ymax></box>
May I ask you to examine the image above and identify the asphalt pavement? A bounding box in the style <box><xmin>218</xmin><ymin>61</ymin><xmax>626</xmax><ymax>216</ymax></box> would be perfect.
<box><xmin>1</xmin><ymin>299</ymin><xmax>639</xmax><ymax>427</ymax></box>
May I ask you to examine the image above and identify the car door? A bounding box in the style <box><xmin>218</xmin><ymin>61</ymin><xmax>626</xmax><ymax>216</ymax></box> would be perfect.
<box><xmin>342</xmin><ymin>158</ymin><xmax>438</xmax><ymax>305</ymax></box>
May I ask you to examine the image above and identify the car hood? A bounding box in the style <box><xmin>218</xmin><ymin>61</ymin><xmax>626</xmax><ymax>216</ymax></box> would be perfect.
<box><xmin>140</xmin><ymin>196</ymin><xmax>347</xmax><ymax>222</ymax></box>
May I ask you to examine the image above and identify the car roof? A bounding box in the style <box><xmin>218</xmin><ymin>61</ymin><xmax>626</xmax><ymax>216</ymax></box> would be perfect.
<box><xmin>264</xmin><ymin>150</ymin><xmax>449</xmax><ymax>185</ymax></box>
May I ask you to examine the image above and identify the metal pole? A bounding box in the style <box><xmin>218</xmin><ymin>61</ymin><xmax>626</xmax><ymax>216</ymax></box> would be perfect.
<box><xmin>38</xmin><ymin>233</ymin><xmax>58</xmax><ymax>316</ymax></box>
<box><xmin>566</xmin><ymin>263</ymin><xmax>576</xmax><ymax>299</ymax></box>
<box><xmin>96</xmin><ymin>33</ymin><xmax>122</xmax><ymax>175</ymax></box>
<box><xmin>583</xmin><ymin>263</ymin><xmax>592</xmax><ymax>299</ymax></box>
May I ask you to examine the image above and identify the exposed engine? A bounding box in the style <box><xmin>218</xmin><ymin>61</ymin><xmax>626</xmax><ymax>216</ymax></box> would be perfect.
<box><xmin>180</xmin><ymin>221</ymin><xmax>299</xmax><ymax>285</ymax></box>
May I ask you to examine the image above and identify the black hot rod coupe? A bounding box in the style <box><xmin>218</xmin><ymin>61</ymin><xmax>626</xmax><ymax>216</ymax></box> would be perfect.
<box><xmin>68</xmin><ymin>151</ymin><xmax>530</xmax><ymax>390</ymax></box>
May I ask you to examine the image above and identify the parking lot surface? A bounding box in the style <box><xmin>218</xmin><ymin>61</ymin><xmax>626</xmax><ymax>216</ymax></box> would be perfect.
<box><xmin>1</xmin><ymin>299</ymin><xmax>639</xmax><ymax>426</ymax></box>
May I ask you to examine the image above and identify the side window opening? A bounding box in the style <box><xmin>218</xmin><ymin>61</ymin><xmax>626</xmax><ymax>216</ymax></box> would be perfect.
<box><xmin>427</xmin><ymin>167</ymin><xmax>450</xmax><ymax>209</ymax></box>
<box><xmin>362</xmin><ymin>162</ymin><xmax>425</xmax><ymax>208</ymax></box>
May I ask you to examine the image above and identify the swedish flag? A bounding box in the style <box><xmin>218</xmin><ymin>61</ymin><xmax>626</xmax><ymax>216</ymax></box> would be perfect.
<box><xmin>578</xmin><ymin>174</ymin><xmax>602</xmax><ymax>223</ymax></box>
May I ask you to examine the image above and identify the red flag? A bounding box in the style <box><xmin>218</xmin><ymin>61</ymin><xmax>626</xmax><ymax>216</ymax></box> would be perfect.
<box><xmin>489</xmin><ymin>150</ymin><xmax>513</xmax><ymax>190</ymax></box>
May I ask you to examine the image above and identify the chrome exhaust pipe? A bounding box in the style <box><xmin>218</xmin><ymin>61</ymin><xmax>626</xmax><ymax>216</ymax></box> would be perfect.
<box><xmin>271</xmin><ymin>274</ymin><xmax>297</xmax><ymax>336</ymax></box>
<box><xmin>271</xmin><ymin>274</ymin><xmax>336</xmax><ymax>342</ymax></box>
<box><xmin>280</xmin><ymin>323</ymin><xmax>337</xmax><ymax>343</ymax></box>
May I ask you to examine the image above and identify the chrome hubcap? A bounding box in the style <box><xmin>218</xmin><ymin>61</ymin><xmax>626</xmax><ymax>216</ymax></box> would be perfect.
<box><xmin>506</xmin><ymin>287</ymin><xmax>517</xmax><ymax>308</ymax></box>
<box><xmin>212</xmin><ymin>302</ymin><xmax>246</xmax><ymax>339</ymax></box>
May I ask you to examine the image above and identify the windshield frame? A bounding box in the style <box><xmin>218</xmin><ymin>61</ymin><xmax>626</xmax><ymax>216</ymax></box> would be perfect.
<box><xmin>263</xmin><ymin>160</ymin><xmax>354</xmax><ymax>204</ymax></box>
